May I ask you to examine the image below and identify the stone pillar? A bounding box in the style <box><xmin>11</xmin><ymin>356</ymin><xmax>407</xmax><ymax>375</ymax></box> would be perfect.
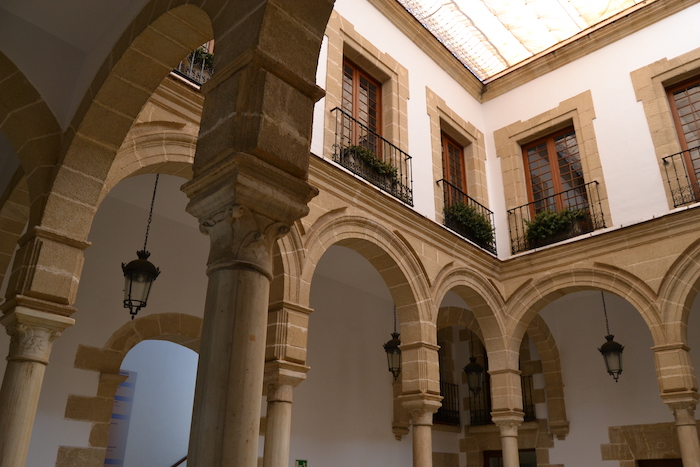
<box><xmin>262</xmin><ymin>361</ymin><xmax>308</xmax><ymax>467</ymax></box>
<box><xmin>183</xmin><ymin>155</ymin><xmax>317</xmax><ymax>467</ymax></box>
<box><xmin>0</xmin><ymin>306</ymin><xmax>73</xmax><ymax>467</ymax></box>
<box><xmin>666</xmin><ymin>396</ymin><xmax>700</xmax><ymax>467</ymax></box>
<box><xmin>402</xmin><ymin>394</ymin><xmax>442</xmax><ymax>467</ymax></box>
<box><xmin>493</xmin><ymin>413</ymin><xmax>523</xmax><ymax>467</ymax></box>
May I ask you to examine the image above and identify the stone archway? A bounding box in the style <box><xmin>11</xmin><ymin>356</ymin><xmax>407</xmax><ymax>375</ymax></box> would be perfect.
<box><xmin>58</xmin><ymin>313</ymin><xmax>202</xmax><ymax>466</ymax></box>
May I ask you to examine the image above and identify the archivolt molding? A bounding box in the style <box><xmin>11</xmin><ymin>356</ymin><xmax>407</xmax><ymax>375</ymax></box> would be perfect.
<box><xmin>658</xmin><ymin>238</ymin><xmax>700</xmax><ymax>344</ymax></box>
<box><xmin>300</xmin><ymin>214</ymin><xmax>432</xmax><ymax>327</ymax></box>
<box><xmin>0</xmin><ymin>173</ymin><xmax>28</xmax><ymax>293</ymax></box>
<box><xmin>432</xmin><ymin>267</ymin><xmax>506</xmax><ymax>353</ymax></box>
<box><xmin>505</xmin><ymin>266</ymin><xmax>663</xmax><ymax>347</ymax></box>
<box><xmin>59</xmin><ymin>313</ymin><xmax>202</xmax><ymax>466</ymax></box>
<box><xmin>271</xmin><ymin>223</ymin><xmax>306</xmax><ymax>305</ymax></box>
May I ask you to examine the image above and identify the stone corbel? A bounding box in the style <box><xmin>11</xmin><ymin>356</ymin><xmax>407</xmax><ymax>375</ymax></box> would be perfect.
<box><xmin>263</xmin><ymin>360</ymin><xmax>309</xmax><ymax>402</ymax></box>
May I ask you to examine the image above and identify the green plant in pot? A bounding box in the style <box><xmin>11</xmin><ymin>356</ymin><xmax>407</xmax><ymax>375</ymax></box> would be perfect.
<box><xmin>444</xmin><ymin>202</ymin><xmax>494</xmax><ymax>248</ymax></box>
<box><xmin>344</xmin><ymin>145</ymin><xmax>398</xmax><ymax>179</ymax></box>
<box><xmin>525</xmin><ymin>208</ymin><xmax>587</xmax><ymax>247</ymax></box>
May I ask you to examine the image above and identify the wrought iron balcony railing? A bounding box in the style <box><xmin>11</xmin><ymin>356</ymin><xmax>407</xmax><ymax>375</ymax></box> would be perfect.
<box><xmin>331</xmin><ymin>108</ymin><xmax>413</xmax><ymax>206</ymax></box>
<box><xmin>434</xmin><ymin>381</ymin><xmax>460</xmax><ymax>426</ymax></box>
<box><xmin>173</xmin><ymin>46</ymin><xmax>214</xmax><ymax>86</ymax></box>
<box><xmin>521</xmin><ymin>375</ymin><xmax>536</xmax><ymax>422</ymax></box>
<box><xmin>438</xmin><ymin>179</ymin><xmax>496</xmax><ymax>254</ymax></box>
<box><xmin>662</xmin><ymin>147</ymin><xmax>700</xmax><ymax>207</ymax></box>
<box><xmin>507</xmin><ymin>181</ymin><xmax>605</xmax><ymax>254</ymax></box>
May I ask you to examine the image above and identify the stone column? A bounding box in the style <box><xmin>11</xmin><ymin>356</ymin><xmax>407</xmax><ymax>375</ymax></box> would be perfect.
<box><xmin>666</xmin><ymin>396</ymin><xmax>700</xmax><ymax>467</ymax></box>
<box><xmin>493</xmin><ymin>413</ymin><xmax>523</xmax><ymax>467</ymax></box>
<box><xmin>0</xmin><ymin>306</ymin><xmax>73</xmax><ymax>467</ymax></box>
<box><xmin>183</xmin><ymin>155</ymin><xmax>317</xmax><ymax>467</ymax></box>
<box><xmin>262</xmin><ymin>361</ymin><xmax>308</xmax><ymax>467</ymax></box>
<box><xmin>402</xmin><ymin>394</ymin><xmax>442</xmax><ymax>467</ymax></box>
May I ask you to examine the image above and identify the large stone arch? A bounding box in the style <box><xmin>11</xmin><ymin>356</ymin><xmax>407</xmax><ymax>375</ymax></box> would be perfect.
<box><xmin>39</xmin><ymin>4</ymin><xmax>213</xmax><ymax>241</ymax></box>
<box><xmin>59</xmin><ymin>313</ymin><xmax>202</xmax><ymax>466</ymax></box>
<box><xmin>0</xmin><ymin>51</ymin><xmax>62</xmax><ymax>220</ymax></box>
<box><xmin>658</xmin><ymin>238</ymin><xmax>700</xmax><ymax>344</ymax></box>
<box><xmin>432</xmin><ymin>267</ymin><xmax>506</xmax><ymax>355</ymax></box>
<box><xmin>300</xmin><ymin>213</ymin><xmax>437</xmax><ymax>395</ymax></box>
<box><xmin>505</xmin><ymin>265</ymin><xmax>663</xmax><ymax>350</ymax></box>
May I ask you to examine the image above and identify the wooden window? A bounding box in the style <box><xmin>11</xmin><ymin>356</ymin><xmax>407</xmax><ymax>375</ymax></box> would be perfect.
<box><xmin>341</xmin><ymin>59</ymin><xmax>381</xmax><ymax>154</ymax></box>
<box><xmin>668</xmin><ymin>77</ymin><xmax>700</xmax><ymax>189</ymax></box>
<box><xmin>441</xmin><ymin>132</ymin><xmax>466</xmax><ymax>192</ymax></box>
<box><xmin>637</xmin><ymin>460</ymin><xmax>682</xmax><ymax>467</ymax></box>
<box><xmin>483</xmin><ymin>449</ymin><xmax>536</xmax><ymax>467</ymax></box>
<box><xmin>522</xmin><ymin>127</ymin><xmax>586</xmax><ymax>214</ymax></box>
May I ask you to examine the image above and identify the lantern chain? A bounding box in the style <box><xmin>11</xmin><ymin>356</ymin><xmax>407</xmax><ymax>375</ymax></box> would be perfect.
<box><xmin>601</xmin><ymin>291</ymin><xmax>611</xmax><ymax>335</ymax></box>
<box><xmin>393</xmin><ymin>305</ymin><xmax>397</xmax><ymax>333</ymax></box>
<box><xmin>143</xmin><ymin>174</ymin><xmax>160</xmax><ymax>252</ymax></box>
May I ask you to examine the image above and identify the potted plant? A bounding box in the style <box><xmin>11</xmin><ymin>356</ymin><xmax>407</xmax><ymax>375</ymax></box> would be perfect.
<box><xmin>525</xmin><ymin>208</ymin><xmax>588</xmax><ymax>248</ymax></box>
<box><xmin>444</xmin><ymin>202</ymin><xmax>494</xmax><ymax>249</ymax></box>
<box><xmin>342</xmin><ymin>145</ymin><xmax>398</xmax><ymax>179</ymax></box>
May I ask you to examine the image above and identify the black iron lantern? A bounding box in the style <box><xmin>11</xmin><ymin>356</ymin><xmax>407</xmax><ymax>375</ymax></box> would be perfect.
<box><xmin>597</xmin><ymin>292</ymin><xmax>624</xmax><ymax>382</ymax></box>
<box><xmin>122</xmin><ymin>175</ymin><xmax>161</xmax><ymax>319</ymax></box>
<box><xmin>383</xmin><ymin>305</ymin><xmax>402</xmax><ymax>380</ymax></box>
<box><xmin>464</xmin><ymin>331</ymin><xmax>484</xmax><ymax>393</ymax></box>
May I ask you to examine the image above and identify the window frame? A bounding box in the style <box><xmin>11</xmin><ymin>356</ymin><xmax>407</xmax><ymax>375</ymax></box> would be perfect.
<box><xmin>342</xmin><ymin>58</ymin><xmax>382</xmax><ymax>139</ymax></box>
<box><xmin>666</xmin><ymin>76</ymin><xmax>700</xmax><ymax>193</ymax></box>
<box><xmin>441</xmin><ymin>131</ymin><xmax>467</xmax><ymax>194</ymax></box>
<box><xmin>521</xmin><ymin>126</ymin><xmax>586</xmax><ymax>214</ymax></box>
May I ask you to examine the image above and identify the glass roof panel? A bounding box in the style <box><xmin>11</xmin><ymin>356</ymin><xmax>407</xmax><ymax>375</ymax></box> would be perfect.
<box><xmin>397</xmin><ymin>0</ymin><xmax>647</xmax><ymax>80</ymax></box>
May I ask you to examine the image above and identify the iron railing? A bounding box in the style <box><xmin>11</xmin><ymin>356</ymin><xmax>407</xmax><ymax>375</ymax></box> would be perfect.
<box><xmin>434</xmin><ymin>381</ymin><xmax>460</xmax><ymax>426</ymax></box>
<box><xmin>507</xmin><ymin>181</ymin><xmax>605</xmax><ymax>254</ymax></box>
<box><xmin>521</xmin><ymin>375</ymin><xmax>536</xmax><ymax>422</ymax></box>
<box><xmin>438</xmin><ymin>179</ymin><xmax>496</xmax><ymax>254</ymax></box>
<box><xmin>331</xmin><ymin>107</ymin><xmax>413</xmax><ymax>205</ymax></box>
<box><xmin>662</xmin><ymin>147</ymin><xmax>700</xmax><ymax>207</ymax></box>
<box><xmin>173</xmin><ymin>46</ymin><xmax>214</xmax><ymax>86</ymax></box>
<box><xmin>468</xmin><ymin>373</ymin><xmax>492</xmax><ymax>426</ymax></box>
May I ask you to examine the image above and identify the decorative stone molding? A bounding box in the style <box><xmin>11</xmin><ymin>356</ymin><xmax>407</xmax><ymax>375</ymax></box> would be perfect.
<box><xmin>400</xmin><ymin>393</ymin><xmax>443</xmax><ymax>425</ymax></box>
<box><xmin>266</xmin><ymin>302</ymin><xmax>313</xmax><ymax>364</ymax></box>
<box><xmin>263</xmin><ymin>360</ymin><xmax>309</xmax><ymax>403</ymax></box>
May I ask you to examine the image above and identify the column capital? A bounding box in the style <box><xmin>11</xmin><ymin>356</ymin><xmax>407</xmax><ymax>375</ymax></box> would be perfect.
<box><xmin>662</xmin><ymin>392</ymin><xmax>699</xmax><ymax>425</ymax></box>
<box><xmin>492</xmin><ymin>410</ymin><xmax>525</xmax><ymax>437</ymax></box>
<box><xmin>399</xmin><ymin>393</ymin><xmax>443</xmax><ymax>426</ymax></box>
<box><xmin>0</xmin><ymin>307</ymin><xmax>74</xmax><ymax>365</ymax></box>
<box><xmin>264</xmin><ymin>360</ymin><xmax>309</xmax><ymax>403</ymax></box>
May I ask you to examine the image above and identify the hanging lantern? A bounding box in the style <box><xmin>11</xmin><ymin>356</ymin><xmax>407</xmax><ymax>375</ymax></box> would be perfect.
<box><xmin>383</xmin><ymin>305</ymin><xmax>402</xmax><ymax>380</ymax></box>
<box><xmin>599</xmin><ymin>334</ymin><xmax>624</xmax><ymax>382</ymax></box>
<box><xmin>464</xmin><ymin>356</ymin><xmax>484</xmax><ymax>394</ymax></box>
<box><xmin>122</xmin><ymin>250</ymin><xmax>160</xmax><ymax>318</ymax></box>
<box><xmin>597</xmin><ymin>292</ymin><xmax>624</xmax><ymax>382</ymax></box>
<box><xmin>464</xmin><ymin>331</ymin><xmax>484</xmax><ymax>393</ymax></box>
<box><xmin>121</xmin><ymin>175</ymin><xmax>161</xmax><ymax>319</ymax></box>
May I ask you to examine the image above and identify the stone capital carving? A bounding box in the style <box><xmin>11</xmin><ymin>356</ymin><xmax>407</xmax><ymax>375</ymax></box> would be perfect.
<box><xmin>399</xmin><ymin>394</ymin><xmax>443</xmax><ymax>426</ymax></box>
<box><xmin>492</xmin><ymin>410</ymin><xmax>525</xmax><ymax>437</ymax></box>
<box><xmin>264</xmin><ymin>360</ymin><xmax>309</xmax><ymax>403</ymax></box>
<box><xmin>662</xmin><ymin>392</ymin><xmax>699</xmax><ymax>425</ymax></box>
<box><xmin>1</xmin><ymin>307</ymin><xmax>74</xmax><ymax>365</ymax></box>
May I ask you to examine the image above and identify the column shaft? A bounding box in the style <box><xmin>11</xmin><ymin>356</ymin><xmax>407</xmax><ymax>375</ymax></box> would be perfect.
<box><xmin>401</xmin><ymin>395</ymin><xmax>442</xmax><ymax>467</ymax></box>
<box><xmin>670</xmin><ymin>402</ymin><xmax>700</xmax><ymax>467</ymax></box>
<box><xmin>0</xmin><ymin>307</ymin><xmax>73</xmax><ymax>467</ymax></box>
<box><xmin>412</xmin><ymin>422</ymin><xmax>433</xmax><ymax>467</ymax></box>
<box><xmin>262</xmin><ymin>362</ymin><xmax>307</xmax><ymax>467</ymax></box>
<box><xmin>188</xmin><ymin>266</ymin><xmax>270</xmax><ymax>466</ymax></box>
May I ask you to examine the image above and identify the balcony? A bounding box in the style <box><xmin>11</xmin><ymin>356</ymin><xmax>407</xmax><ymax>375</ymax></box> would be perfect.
<box><xmin>173</xmin><ymin>46</ymin><xmax>214</xmax><ymax>86</ymax></box>
<box><xmin>434</xmin><ymin>381</ymin><xmax>460</xmax><ymax>426</ymax></box>
<box><xmin>331</xmin><ymin>108</ymin><xmax>413</xmax><ymax>205</ymax></box>
<box><xmin>662</xmin><ymin>147</ymin><xmax>700</xmax><ymax>207</ymax></box>
<box><xmin>438</xmin><ymin>179</ymin><xmax>496</xmax><ymax>254</ymax></box>
<box><xmin>507</xmin><ymin>181</ymin><xmax>605</xmax><ymax>254</ymax></box>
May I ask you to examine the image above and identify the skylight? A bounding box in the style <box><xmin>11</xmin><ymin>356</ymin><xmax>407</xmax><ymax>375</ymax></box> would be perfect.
<box><xmin>396</xmin><ymin>0</ymin><xmax>648</xmax><ymax>81</ymax></box>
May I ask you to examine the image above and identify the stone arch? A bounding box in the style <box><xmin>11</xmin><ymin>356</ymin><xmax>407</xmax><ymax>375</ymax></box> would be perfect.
<box><xmin>60</xmin><ymin>313</ymin><xmax>202</xmax><ymax>466</ymax></box>
<box><xmin>505</xmin><ymin>265</ymin><xmax>663</xmax><ymax>351</ymax></box>
<box><xmin>658</xmin><ymin>238</ymin><xmax>700</xmax><ymax>344</ymax></box>
<box><xmin>300</xmin><ymin>213</ymin><xmax>437</xmax><ymax>395</ymax></box>
<box><xmin>300</xmin><ymin>214</ymin><xmax>432</xmax><ymax>328</ymax></box>
<box><xmin>271</xmin><ymin>222</ymin><xmax>306</xmax><ymax>306</ymax></box>
<box><xmin>432</xmin><ymin>267</ymin><xmax>506</xmax><ymax>354</ymax></box>
<box><xmin>38</xmin><ymin>4</ymin><xmax>213</xmax><ymax>241</ymax></box>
